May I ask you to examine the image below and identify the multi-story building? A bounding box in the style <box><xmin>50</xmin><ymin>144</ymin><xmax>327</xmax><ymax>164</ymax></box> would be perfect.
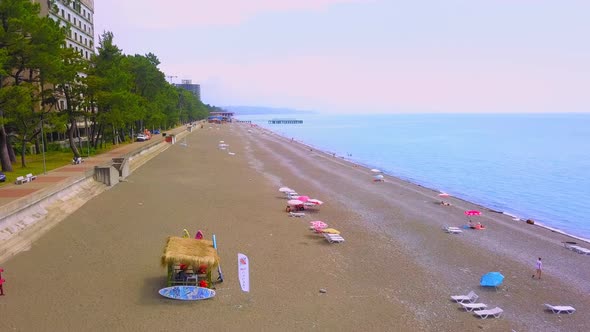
<box><xmin>35</xmin><ymin>0</ymin><xmax>95</xmax><ymax>60</ymax></box>
<box><xmin>174</xmin><ymin>79</ymin><xmax>201</xmax><ymax>101</ymax></box>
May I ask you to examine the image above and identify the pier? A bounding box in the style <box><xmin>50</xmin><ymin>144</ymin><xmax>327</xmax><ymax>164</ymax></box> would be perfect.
<box><xmin>268</xmin><ymin>119</ymin><xmax>303</xmax><ymax>124</ymax></box>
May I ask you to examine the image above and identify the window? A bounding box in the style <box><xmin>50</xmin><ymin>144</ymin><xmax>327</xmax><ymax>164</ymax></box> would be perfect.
<box><xmin>74</xmin><ymin>17</ymin><xmax>76</xmax><ymax>25</ymax></box>
<box><xmin>61</xmin><ymin>9</ymin><xmax>64</xmax><ymax>17</ymax></box>
<box><xmin>60</xmin><ymin>100</ymin><xmax>65</xmax><ymax>110</ymax></box>
<box><xmin>74</xmin><ymin>32</ymin><xmax>77</xmax><ymax>40</ymax></box>
<box><xmin>85</xmin><ymin>51</ymin><xmax>88</xmax><ymax>59</ymax></box>
<box><xmin>68</xmin><ymin>13</ymin><xmax>70</xmax><ymax>21</ymax></box>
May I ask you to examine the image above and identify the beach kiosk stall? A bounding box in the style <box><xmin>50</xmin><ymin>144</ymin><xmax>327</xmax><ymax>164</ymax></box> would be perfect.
<box><xmin>161</xmin><ymin>236</ymin><xmax>220</xmax><ymax>288</ymax></box>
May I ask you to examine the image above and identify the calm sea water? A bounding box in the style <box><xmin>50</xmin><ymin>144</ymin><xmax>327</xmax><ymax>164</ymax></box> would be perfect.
<box><xmin>236</xmin><ymin>113</ymin><xmax>590</xmax><ymax>239</ymax></box>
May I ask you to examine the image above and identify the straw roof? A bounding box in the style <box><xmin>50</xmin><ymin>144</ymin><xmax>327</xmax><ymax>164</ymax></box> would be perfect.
<box><xmin>161</xmin><ymin>236</ymin><xmax>220</xmax><ymax>268</ymax></box>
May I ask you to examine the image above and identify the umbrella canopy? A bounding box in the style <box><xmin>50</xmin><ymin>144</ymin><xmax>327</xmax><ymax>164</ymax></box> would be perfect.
<box><xmin>370</xmin><ymin>169</ymin><xmax>382</xmax><ymax>173</ymax></box>
<box><xmin>307</xmin><ymin>199</ymin><xmax>324</xmax><ymax>205</ymax></box>
<box><xmin>296</xmin><ymin>195</ymin><xmax>310</xmax><ymax>203</ymax></box>
<box><xmin>465</xmin><ymin>210</ymin><xmax>482</xmax><ymax>216</ymax></box>
<box><xmin>287</xmin><ymin>199</ymin><xmax>304</xmax><ymax>206</ymax></box>
<box><xmin>438</xmin><ymin>193</ymin><xmax>450</xmax><ymax>197</ymax></box>
<box><xmin>373</xmin><ymin>174</ymin><xmax>384</xmax><ymax>179</ymax></box>
<box><xmin>279</xmin><ymin>187</ymin><xmax>294</xmax><ymax>193</ymax></box>
<box><xmin>309</xmin><ymin>221</ymin><xmax>328</xmax><ymax>229</ymax></box>
<box><xmin>480</xmin><ymin>272</ymin><xmax>504</xmax><ymax>287</ymax></box>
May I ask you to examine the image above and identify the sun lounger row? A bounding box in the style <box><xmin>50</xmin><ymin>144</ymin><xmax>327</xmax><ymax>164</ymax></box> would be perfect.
<box><xmin>15</xmin><ymin>173</ymin><xmax>37</xmax><ymax>185</ymax></box>
<box><xmin>451</xmin><ymin>291</ymin><xmax>503</xmax><ymax>319</ymax></box>
<box><xmin>451</xmin><ymin>291</ymin><xmax>576</xmax><ymax>318</ymax></box>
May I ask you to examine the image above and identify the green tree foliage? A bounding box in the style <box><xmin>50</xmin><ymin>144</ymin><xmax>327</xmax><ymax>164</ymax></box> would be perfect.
<box><xmin>0</xmin><ymin>0</ymin><xmax>59</xmax><ymax>170</ymax></box>
<box><xmin>0</xmin><ymin>3</ymin><xmax>216</xmax><ymax>172</ymax></box>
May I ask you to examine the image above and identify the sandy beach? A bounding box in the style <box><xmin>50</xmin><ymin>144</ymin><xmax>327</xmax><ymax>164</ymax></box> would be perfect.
<box><xmin>1</xmin><ymin>123</ymin><xmax>589</xmax><ymax>331</ymax></box>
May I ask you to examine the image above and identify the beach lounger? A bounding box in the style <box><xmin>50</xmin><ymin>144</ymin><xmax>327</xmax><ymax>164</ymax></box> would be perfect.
<box><xmin>443</xmin><ymin>226</ymin><xmax>463</xmax><ymax>234</ymax></box>
<box><xmin>15</xmin><ymin>176</ymin><xmax>28</xmax><ymax>185</ymax></box>
<box><xmin>25</xmin><ymin>173</ymin><xmax>37</xmax><ymax>181</ymax></box>
<box><xmin>450</xmin><ymin>291</ymin><xmax>478</xmax><ymax>303</ymax></box>
<box><xmin>324</xmin><ymin>233</ymin><xmax>345</xmax><ymax>243</ymax></box>
<box><xmin>289</xmin><ymin>212</ymin><xmax>305</xmax><ymax>217</ymax></box>
<box><xmin>544</xmin><ymin>304</ymin><xmax>576</xmax><ymax>314</ymax></box>
<box><xmin>570</xmin><ymin>245</ymin><xmax>590</xmax><ymax>255</ymax></box>
<box><xmin>473</xmin><ymin>307</ymin><xmax>503</xmax><ymax>319</ymax></box>
<box><xmin>461</xmin><ymin>302</ymin><xmax>487</xmax><ymax>312</ymax></box>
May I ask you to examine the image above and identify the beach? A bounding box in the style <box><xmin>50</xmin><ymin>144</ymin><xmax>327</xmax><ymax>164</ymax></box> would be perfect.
<box><xmin>1</xmin><ymin>123</ymin><xmax>589</xmax><ymax>331</ymax></box>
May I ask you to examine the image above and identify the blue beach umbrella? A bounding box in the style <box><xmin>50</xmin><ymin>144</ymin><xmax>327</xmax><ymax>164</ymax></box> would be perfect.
<box><xmin>480</xmin><ymin>272</ymin><xmax>504</xmax><ymax>287</ymax></box>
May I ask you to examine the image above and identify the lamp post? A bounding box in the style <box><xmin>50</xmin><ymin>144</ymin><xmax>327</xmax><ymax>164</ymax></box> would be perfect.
<box><xmin>40</xmin><ymin>115</ymin><xmax>47</xmax><ymax>175</ymax></box>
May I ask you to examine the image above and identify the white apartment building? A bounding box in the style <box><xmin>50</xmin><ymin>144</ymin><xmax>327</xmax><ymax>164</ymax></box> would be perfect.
<box><xmin>36</xmin><ymin>0</ymin><xmax>95</xmax><ymax>60</ymax></box>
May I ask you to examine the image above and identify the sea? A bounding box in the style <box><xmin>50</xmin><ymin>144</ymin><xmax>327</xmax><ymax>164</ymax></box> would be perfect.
<box><xmin>235</xmin><ymin>113</ymin><xmax>590</xmax><ymax>240</ymax></box>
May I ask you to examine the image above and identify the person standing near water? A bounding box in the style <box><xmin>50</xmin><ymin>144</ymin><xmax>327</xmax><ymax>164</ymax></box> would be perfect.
<box><xmin>533</xmin><ymin>257</ymin><xmax>542</xmax><ymax>279</ymax></box>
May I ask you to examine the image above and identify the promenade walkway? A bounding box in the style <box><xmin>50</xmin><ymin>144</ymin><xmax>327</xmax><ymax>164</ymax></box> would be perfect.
<box><xmin>0</xmin><ymin>125</ymin><xmax>191</xmax><ymax>211</ymax></box>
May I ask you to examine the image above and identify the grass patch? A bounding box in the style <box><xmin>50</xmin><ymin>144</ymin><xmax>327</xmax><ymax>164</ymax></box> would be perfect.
<box><xmin>0</xmin><ymin>141</ymin><xmax>133</xmax><ymax>186</ymax></box>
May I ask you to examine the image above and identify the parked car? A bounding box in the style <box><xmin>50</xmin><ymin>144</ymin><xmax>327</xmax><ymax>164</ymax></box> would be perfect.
<box><xmin>0</xmin><ymin>171</ymin><xmax>5</xmax><ymax>182</ymax></box>
<box><xmin>136</xmin><ymin>134</ymin><xmax>148</xmax><ymax>142</ymax></box>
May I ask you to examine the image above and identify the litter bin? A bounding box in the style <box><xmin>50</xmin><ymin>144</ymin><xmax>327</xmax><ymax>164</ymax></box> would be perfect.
<box><xmin>162</xmin><ymin>133</ymin><xmax>167</xmax><ymax>137</ymax></box>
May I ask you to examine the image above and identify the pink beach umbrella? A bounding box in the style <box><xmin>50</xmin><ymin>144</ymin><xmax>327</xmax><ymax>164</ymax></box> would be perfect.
<box><xmin>464</xmin><ymin>210</ymin><xmax>482</xmax><ymax>216</ymax></box>
<box><xmin>307</xmin><ymin>199</ymin><xmax>324</xmax><ymax>205</ymax></box>
<box><xmin>296</xmin><ymin>195</ymin><xmax>310</xmax><ymax>203</ymax></box>
<box><xmin>309</xmin><ymin>221</ymin><xmax>328</xmax><ymax>229</ymax></box>
<box><xmin>438</xmin><ymin>193</ymin><xmax>450</xmax><ymax>197</ymax></box>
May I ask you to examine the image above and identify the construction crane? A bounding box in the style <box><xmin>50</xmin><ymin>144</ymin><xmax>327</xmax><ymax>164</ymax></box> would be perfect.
<box><xmin>166</xmin><ymin>75</ymin><xmax>178</xmax><ymax>84</ymax></box>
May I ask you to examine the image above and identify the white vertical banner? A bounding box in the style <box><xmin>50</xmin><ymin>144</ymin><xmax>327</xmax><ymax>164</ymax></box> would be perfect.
<box><xmin>238</xmin><ymin>253</ymin><xmax>250</xmax><ymax>292</ymax></box>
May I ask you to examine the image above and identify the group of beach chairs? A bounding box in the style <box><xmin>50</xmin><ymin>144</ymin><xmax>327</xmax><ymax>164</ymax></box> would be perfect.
<box><xmin>451</xmin><ymin>291</ymin><xmax>504</xmax><ymax>319</ymax></box>
<box><xmin>308</xmin><ymin>221</ymin><xmax>345</xmax><ymax>244</ymax></box>
<box><xmin>451</xmin><ymin>291</ymin><xmax>576</xmax><ymax>319</ymax></box>
<box><xmin>15</xmin><ymin>173</ymin><xmax>37</xmax><ymax>185</ymax></box>
<box><xmin>281</xmin><ymin>186</ymin><xmax>344</xmax><ymax>244</ymax></box>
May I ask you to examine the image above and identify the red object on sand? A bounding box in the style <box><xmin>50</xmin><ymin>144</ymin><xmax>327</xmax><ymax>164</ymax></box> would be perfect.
<box><xmin>0</xmin><ymin>267</ymin><xmax>4</xmax><ymax>295</ymax></box>
<box><xmin>199</xmin><ymin>280</ymin><xmax>208</xmax><ymax>288</ymax></box>
<box><xmin>464</xmin><ymin>210</ymin><xmax>482</xmax><ymax>216</ymax></box>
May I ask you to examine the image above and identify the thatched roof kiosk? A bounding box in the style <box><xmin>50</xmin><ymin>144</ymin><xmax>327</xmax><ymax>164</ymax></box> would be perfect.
<box><xmin>161</xmin><ymin>236</ymin><xmax>220</xmax><ymax>269</ymax></box>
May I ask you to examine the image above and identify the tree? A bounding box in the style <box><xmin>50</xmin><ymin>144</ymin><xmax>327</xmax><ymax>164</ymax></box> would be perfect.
<box><xmin>0</xmin><ymin>0</ymin><xmax>60</xmax><ymax>171</ymax></box>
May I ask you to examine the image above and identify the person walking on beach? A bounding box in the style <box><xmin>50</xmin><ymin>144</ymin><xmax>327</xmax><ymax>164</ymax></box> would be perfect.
<box><xmin>533</xmin><ymin>257</ymin><xmax>542</xmax><ymax>279</ymax></box>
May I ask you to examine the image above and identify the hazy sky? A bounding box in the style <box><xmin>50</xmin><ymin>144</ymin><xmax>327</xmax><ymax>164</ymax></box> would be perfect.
<box><xmin>95</xmin><ymin>0</ymin><xmax>590</xmax><ymax>113</ymax></box>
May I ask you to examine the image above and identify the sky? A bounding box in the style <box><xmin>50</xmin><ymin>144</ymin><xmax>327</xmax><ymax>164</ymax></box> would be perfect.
<box><xmin>95</xmin><ymin>0</ymin><xmax>590</xmax><ymax>114</ymax></box>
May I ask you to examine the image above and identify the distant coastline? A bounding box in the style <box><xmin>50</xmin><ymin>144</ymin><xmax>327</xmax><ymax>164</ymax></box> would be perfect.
<box><xmin>224</xmin><ymin>105</ymin><xmax>316</xmax><ymax>115</ymax></box>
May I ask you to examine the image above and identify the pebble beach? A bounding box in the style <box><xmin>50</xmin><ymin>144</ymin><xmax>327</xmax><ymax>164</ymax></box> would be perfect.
<box><xmin>1</xmin><ymin>123</ymin><xmax>589</xmax><ymax>331</ymax></box>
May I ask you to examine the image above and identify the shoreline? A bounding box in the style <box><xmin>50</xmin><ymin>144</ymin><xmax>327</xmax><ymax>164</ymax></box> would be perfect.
<box><xmin>2</xmin><ymin>122</ymin><xmax>589</xmax><ymax>331</ymax></box>
<box><xmin>247</xmin><ymin>122</ymin><xmax>590</xmax><ymax>245</ymax></box>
